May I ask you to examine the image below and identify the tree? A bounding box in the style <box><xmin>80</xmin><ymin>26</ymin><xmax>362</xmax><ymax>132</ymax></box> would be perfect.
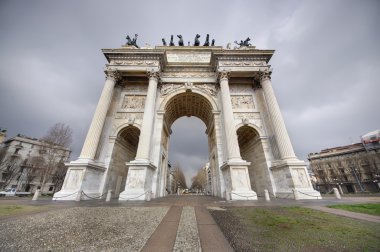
<box><xmin>171</xmin><ymin>164</ymin><xmax>187</xmax><ymax>193</ymax></box>
<box><xmin>0</xmin><ymin>148</ymin><xmax>22</xmax><ymax>190</ymax></box>
<box><xmin>191</xmin><ymin>168</ymin><xmax>207</xmax><ymax>192</ymax></box>
<box><xmin>38</xmin><ymin>123</ymin><xmax>72</xmax><ymax>192</ymax></box>
<box><xmin>20</xmin><ymin>156</ymin><xmax>44</xmax><ymax>192</ymax></box>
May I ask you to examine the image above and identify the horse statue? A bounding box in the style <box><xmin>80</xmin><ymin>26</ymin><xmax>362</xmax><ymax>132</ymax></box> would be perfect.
<box><xmin>203</xmin><ymin>34</ymin><xmax>210</xmax><ymax>46</ymax></box>
<box><xmin>162</xmin><ymin>38</ymin><xmax>167</xmax><ymax>46</ymax></box>
<box><xmin>169</xmin><ymin>35</ymin><xmax>175</xmax><ymax>46</ymax></box>
<box><xmin>193</xmin><ymin>34</ymin><xmax>201</xmax><ymax>46</ymax></box>
<box><xmin>177</xmin><ymin>35</ymin><xmax>184</xmax><ymax>46</ymax></box>
<box><xmin>126</xmin><ymin>34</ymin><xmax>139</xmax><ymax>48</ymax></box>
<box><xmin>234</xmin><ymin>37</ymin><xmax>252</xmax><ymax>47</ymax></box>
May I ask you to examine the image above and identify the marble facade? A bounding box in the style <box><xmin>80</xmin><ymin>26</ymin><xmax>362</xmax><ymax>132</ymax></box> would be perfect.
<box><xmin>53</xmin><ymin>44</ymin><xmax>320</xmax><ymax>201</ymax></box>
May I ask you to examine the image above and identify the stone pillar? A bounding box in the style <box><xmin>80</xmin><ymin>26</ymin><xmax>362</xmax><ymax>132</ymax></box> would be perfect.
<box><xmin>260</xmin><ymin>70</ymin><xmax>296</xmax><ymax>160</ymax></box>
<box><xmin>79</xmin><ymin>70</ymin><xmax>120</xmax><ymax>160</ymax></box>
<box><xmin>135</xmin><ymin>70</ymin><xmax>160</xmax><ymax>161</ymax></box>
<box><xmin>218</xmin><ymin>71</ymin><xmax>242</xmax><ymax>161</ymax></box>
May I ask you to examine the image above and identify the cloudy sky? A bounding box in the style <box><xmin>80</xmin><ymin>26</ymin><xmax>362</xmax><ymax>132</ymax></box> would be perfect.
<box><xmin>1</xmin><ymin>0</ymin><xmax>379</xmax><ymax>186</ymax></box>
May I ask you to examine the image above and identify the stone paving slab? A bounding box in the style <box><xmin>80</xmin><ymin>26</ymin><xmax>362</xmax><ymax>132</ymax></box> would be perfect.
<box><xmin>173</xmin><ymin>206</ymin><xmax>201</xmax><ymax>252</ymax></box>
<box><xmin>196</xmin><ymin>206</ymin><xmax>234</xmax><ymax>252</ymax></box>
<box><xmin>141</xmin><ymin>206</ymin><xmax>182</xmax><ymax>252</ymax></box>
<box><xmin>0</xmin><ymin>206</ymin><xmax>168</xmax><ymax>251</ymax></box>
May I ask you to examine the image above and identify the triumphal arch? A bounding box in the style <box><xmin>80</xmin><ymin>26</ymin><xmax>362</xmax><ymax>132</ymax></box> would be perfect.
<box><xmin>54</xmin><ymin>38</ymin><xmax>321</xmax><ymax>201</ymax></box>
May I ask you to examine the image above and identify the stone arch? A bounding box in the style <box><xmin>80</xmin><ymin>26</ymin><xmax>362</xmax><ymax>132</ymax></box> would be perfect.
<box><xmin>107</xmin><ymin>125</ymin><xmax>141</xmax><ymax>198</ymax></box>
<box><xmin>160</xmin><ymin>88</ymin><xmax>218</xmax><ymax>116</ymax></box>
<box><xmin>235</xmin><ymin>122</ymin><xmax>265</xmax><ymax>138</ymax></box>
<box><xmin>112</xmin><ymin>122</ymin><xmax>141</xmax><ymax>138</ymax></box>
<box><xmin>237</xmin><ymin>125</ymin><xmax>271</xmax><ymax>194</ymax></box>
<box><xmin>156</xmin><ymin>89</ymin><xmax>221</xmax><ymax>197</ymax></box>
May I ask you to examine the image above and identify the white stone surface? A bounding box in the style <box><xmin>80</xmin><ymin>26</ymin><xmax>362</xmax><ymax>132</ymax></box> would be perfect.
<box><xmin>57</xmin><ymin>46</ymin><xmax>321</xmax><ymax>201</ymax></box>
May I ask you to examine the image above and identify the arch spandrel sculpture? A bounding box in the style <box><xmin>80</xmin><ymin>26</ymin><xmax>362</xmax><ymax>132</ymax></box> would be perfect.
<box><xmin>53</xmin><ymin>43</ymin><xmax>321</xmax><ymax>201</ymax></box>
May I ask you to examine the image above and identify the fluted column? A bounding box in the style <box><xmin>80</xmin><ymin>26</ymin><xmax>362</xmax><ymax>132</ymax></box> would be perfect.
<box><xmin>218</xmin><ymin>71</ymin><xmax>242</xmax><ymax>160</ymax></box>
<box><xmin>260</xmin><ymin>70</ymin><xmax>296</xmax><ymax>160</ymax></box>
<box><xmin>79</xmin><ymin>70</ymin><xmax>120</xmax><ymax>160</ymax></box>
<box><xmin>135</xmin><ymin>70</ymin><xmax>160</xmax><ymax>160</ymax></box>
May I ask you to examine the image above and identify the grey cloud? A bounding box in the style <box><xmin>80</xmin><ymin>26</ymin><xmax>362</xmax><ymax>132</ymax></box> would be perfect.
<box><xmin>0</xmin><ymin>0</ymin><xmax>379</xmax><ymax>180</ymax></box>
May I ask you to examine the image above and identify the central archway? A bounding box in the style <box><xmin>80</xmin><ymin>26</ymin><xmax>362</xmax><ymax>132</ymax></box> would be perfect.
<box><xmin>156</xmin><ymin>90</ymin><xmax>222</xmax><ymax>197</ymax></box>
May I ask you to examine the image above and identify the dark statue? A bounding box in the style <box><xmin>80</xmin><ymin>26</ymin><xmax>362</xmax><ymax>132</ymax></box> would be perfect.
<box><xmin>169</xmin><ymin>35</ymin><xmax>175</xmax><ymax>46</ymax></box>
<box><xmin>177</xmin><ymin>35</ymin><xmax>184</xmax><ymax>46</ymax></box>
<box><xmin>234</xmin><ymin>37</ymin><xmax>252</xmax><ymax>47</ymax></box>
<box><xmin>193</xmin><ymin>34</ymin><xmax>201</xmax><ymax>46</ymax></box>
<box><xmin>211</xmin><ymin>39</ymin><xmax>215</xmax><ymax>46</ymax></box>
<box><xmin>126</xmin><ymin>34</ymin><xmax>139</xmax><ymax>48</ymax></box>
<box><xmin>162</xmin><ymin>38</ymin><xmax>167</xmax><ymax>46</ymax></box>
<box><xmin>203</xmin><ymin>34</ymin><xmax>210</xmax><ymax>46</ymax></box>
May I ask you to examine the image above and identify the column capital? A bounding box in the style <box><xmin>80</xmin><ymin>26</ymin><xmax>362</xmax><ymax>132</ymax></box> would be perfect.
<box><xmin>259</xmin><ymin>69</ymin><xmax>272</xmax><ymax>81</ymax></box>
<box><xmin>147</xmin><ymin>70</ymin><xmax>160</xmax><ymax>81</ymax></box>
<box><xmin>217</xmin><ymin>70</ymin><xmax>230</xmax><ymax>81</ymax></box>
<box><xmin>105</xmin><ymin>70</ymin><xmax>121</xmax><ymax>81</ymax></box>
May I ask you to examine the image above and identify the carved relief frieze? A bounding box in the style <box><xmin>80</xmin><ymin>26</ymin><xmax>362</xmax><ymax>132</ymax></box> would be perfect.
<box><xmin>112</xmin><ymin>59</ymin><xmax>159</xmax><ymax>66</ymax></box>
<box><xmin>234</xmin><ymin>112</ymin><xmax>261</xmax><ymax>120</ymax></box>
<box><xmin>161</xmin><ymin>72</ymin><xmax>216</xmax><ymax>78</ymax></box>
<box><xmin>160</xmin><ymin>84</ymin><xmax>182</xmax><ymax>96</ymax></box>
<box><xmin>229</xmin><ymin>84</ymin><xmax>253</xmax><ymax>93</ymax></box>
<box><xmin>160</xmin><ymin>83</ymin><xmax>217</xmax><ymax>97</ymax></box>
<box><xmin>122</xmin><ymin>95</ymin><xmax>146</xmax><ymax>110</ymax></box>
<box><xmin>123</xmin><ymin>84</ymin><xmax>148</xmax><ymax>93</ymax></box>
<box><xmin>114</xmin><ymin>112</ymin><xmax>143</xmax><ymax>120</ymax></box>
<box><xmin>231</xmin><ymin>95</ymin><xmax>255</xmax><ymax>109</ymax></box>
<box><xmin>219</xmin><ymin>61</ymin><xmax>266</xmax><ymax>67</ymax></box>
<box><xmin>291</xmin><ymin>168</ymin><xmax>310</xmax><ymax>188</ymax></box>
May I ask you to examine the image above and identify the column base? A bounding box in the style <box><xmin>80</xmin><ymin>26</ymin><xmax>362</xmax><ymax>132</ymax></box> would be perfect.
<box><xmin>222</xmin><ymin>160</ymin><xmax>257</xmax><ymax>201</ymax></box>
<box><xmin>52</xmin><ymin>160</ymin><xmax>106</xmax><ymax>201</ymax></box>
<box><xmin>118</xmin><ymin>160</ymin><xmax>156</xmax><ymax>201</ymax></box>
<box><xmin>230</xmin><ymin>190</ymin><xmax>258</xmax><ymax>200</ymax></box>
<box><xmin>271</xmin><ymin>159</ymin><xmax>322</xmax><ymax>200</ymax></box>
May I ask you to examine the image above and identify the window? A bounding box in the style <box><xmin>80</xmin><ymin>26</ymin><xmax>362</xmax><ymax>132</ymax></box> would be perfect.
<box><xmin>49</xmin><ymin>186</ymin><xmax>54</xmax><ymax>192</ymax></box>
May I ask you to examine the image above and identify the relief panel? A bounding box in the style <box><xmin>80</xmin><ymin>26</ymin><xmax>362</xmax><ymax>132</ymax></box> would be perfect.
<box><xmin>231</xmin><ymin>95</ymin><xmax>255</xmax><ymax>110</ymax></box>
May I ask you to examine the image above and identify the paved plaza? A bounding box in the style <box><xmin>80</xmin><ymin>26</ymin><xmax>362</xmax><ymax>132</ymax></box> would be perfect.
<box><xmin>0</xmin><ymin>195</ymin><xmax>379</xmax><ymax>251</ymax></box>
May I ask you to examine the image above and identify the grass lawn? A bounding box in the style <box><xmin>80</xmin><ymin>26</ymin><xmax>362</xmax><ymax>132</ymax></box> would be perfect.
<box><xmin>0</xmin><ymin>204</ymin><xmax>51</xmax><ymax>217</ymax></box>
<box><xmin>327</xmin><ymin>203</ymin><xmax>380</xmax><ymax>216</ymax></box>
<box><xmin>210</xmin><ymin>206</ymin><xmax>380</xmax><ymax>251</ymax></box>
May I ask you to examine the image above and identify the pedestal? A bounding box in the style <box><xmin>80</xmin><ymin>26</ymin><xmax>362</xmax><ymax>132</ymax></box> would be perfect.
<box><xmin>53</xmin><ymin>160</ymin><xmax>106</xmax><ymax>201</ymax></box>
<box><xmin>271</xmin><ymin>160</ymin><xmax>322</xmax><ymax>200</ymax></box>
<box><xmin>222</xmin><ymin>160</ymin><xmax>257</xmax><ymax>200</ymax></box>
<box><xmin>118</xmin><ymin>160</ymin><xmax>156</xmax><ymax>201</ymax></box>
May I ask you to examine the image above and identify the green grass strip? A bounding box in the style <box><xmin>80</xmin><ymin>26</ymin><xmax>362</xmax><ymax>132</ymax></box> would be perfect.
<box><xmin>0</xmin><ymin>205</ymin><xmax>50</xmax><ymax>217</ymax></box>
<box><xmin>327</xmin><ymin>203</ymin><xmax>380</xmax><ymax>216</ymax></box>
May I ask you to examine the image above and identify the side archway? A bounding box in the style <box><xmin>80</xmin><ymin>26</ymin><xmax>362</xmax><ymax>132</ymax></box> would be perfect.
<box><xmin>156</xmin><ymin>90</ymin><xmax>222</xmax><ymax>197</ymax></box>
<box><xmin>107</xmin><ymin>125</ymin><xmax>140</xmax><ymax>197</ymax></box>
<box><xmin>237</xmin><ymin>125</ymin><xmax>271</xmax><ymax>195</ymax></box>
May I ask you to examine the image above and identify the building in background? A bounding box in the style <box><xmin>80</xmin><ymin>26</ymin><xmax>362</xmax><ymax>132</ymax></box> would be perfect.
<box><xmin>0</xmin><ymin>134</ymin><xmax>71</xmax><ymax>194</ymax></box>
<box><xmin>308</xmin><ymin>130</ymin><xmax>380</xmax><ymax>194</ymax></box>
<box><xmin>0</xmin><ymin>128</ymin><xmax>6</xmax><ymax>144</ymax></box>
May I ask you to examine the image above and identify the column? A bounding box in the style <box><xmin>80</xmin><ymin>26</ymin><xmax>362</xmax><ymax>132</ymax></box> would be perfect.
<box><xmin>135</xmin><ymin>70</ymin><xmax>160</xmax><ymax>160</ymax></box>
<box><xmin>218</xmin><ymin>71</ymin><xmax>242</xmax><ymax>161</ymax></box>
<box><xmin>260</xmin><ymin>70</ymin><xmax>296</xmax><ymax>160</ymax></box>
<box><xmin>79</xmin><ymin>70</ymin><xmax>120</xmax><ymax>160</ymax></box>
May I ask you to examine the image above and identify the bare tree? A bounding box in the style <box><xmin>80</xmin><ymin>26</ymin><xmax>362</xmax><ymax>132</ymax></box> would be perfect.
<box><xmin>172</xmin><ymin>164</ymin><xmax>187</xmax><ymax>192</ymax></box>
<box><xmin>191</xmin><ymin>168</ymin><xmax>207</xmax><ymax>191</ymax></box>
<box><xmin>20</xmin><ymin>156</ymin><xmax>44</xmax><ymax>192</ymax></box>
<box><xmin>51</xmin><ymin>160</ymin><xmax>68</xmax><ymax>193</ymax></box>
<box><xmin>38</xmin><ymin>123</ymin><xmax>72</xmax><ymax>192</ymax></box>
<box><xmin>0</xmin><ymin>148</ymin><xmax>22</xmax><ymax>190</ymax></box>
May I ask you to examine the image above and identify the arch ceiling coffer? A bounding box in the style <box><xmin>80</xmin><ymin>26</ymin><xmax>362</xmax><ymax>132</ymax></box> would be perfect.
<box><xmin>119</xmin><ymin>126</ymin><xmax>140</xmax><ymax>146</ymax></box>
<box><xmin>165</xmin><ymin>92</ymin><xmax>214</xmax><ymax>128</ymax></box>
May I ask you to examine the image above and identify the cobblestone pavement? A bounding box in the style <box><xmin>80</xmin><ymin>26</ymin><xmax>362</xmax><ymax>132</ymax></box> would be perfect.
<box><xmin>0</xmin><ymin>195</ymin><xmax>379</xmax><ymax>251</ymax></box>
